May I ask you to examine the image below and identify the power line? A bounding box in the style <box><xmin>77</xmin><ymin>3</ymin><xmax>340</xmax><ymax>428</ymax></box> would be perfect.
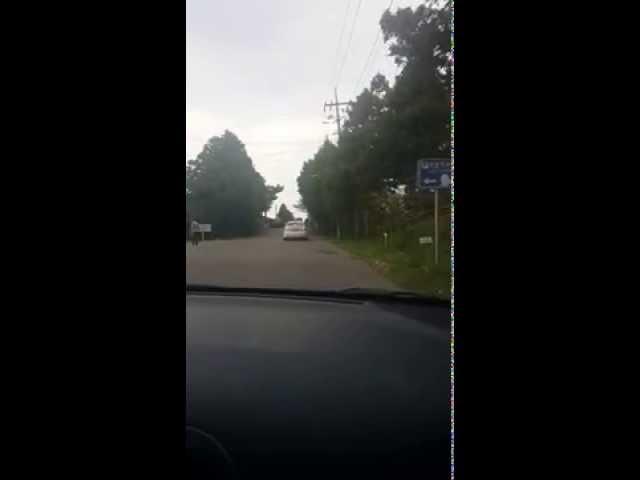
<box><xmin>331</xmin><ymin>0</ymin><xmax>352</xmax><ymax>87</ymax></box>
<box><xmin>334</xmin><ymin>0</ymin><xmax>364</xmax><ymax>89</ymax></box>
<box><xmin>362</xmin><ymin>39</ymin><xmax>388</xmax><ymax>90</ymax></box>
<box><xmin>353</xmin><ymin>0</ymin><xmax>395</xmax><ymax>97</ymax></box>
<box><xmin>353</xmin><ymin>34</ymin><xmax>382</xmax><ymax>96</ymax></box>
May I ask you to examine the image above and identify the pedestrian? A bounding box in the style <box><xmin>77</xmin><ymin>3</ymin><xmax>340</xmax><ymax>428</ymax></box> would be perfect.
<box><xmin>191</xmin><ymin>220</ymin><xmax>200</xmax><ymax>246</ymax></box>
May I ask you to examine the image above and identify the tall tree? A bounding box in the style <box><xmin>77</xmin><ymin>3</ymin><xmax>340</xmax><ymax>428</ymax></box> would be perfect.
<box><xmin>186</xmin><ymin>130</ymin><xmax>271</xmax><ymax>237</ymax></box>
<box><xmin>277</xmin><ymin>204</ymin><xmax>294</xmax><ymax>223</ymax></box>
<box><xmin>380</xmin><ymin>0</ymin><xmax>452</xmax><ymax>187</ymax></box>
<box><xmin>297</xmin><ymin>1</ymin><xmax>452</xmax><ymax>238</ymax></box>
<box><xmin>297</xmin><ymin>139</ymin><xmax>347</xmax><ymax>235</ymax></box>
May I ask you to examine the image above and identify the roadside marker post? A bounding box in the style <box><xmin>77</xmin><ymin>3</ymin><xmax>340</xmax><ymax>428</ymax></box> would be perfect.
<box><xmin>419</xmin><ymin>235</ymin><xmax>434</xmax><ymax>267</ymax></box>
<box><xmin>196</xmin><ymin>224</ymin><xmax>212</xmax><ymax>243</ymax></box>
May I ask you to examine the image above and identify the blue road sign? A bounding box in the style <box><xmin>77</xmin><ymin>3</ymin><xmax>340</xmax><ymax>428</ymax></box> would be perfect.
<box><xmin>417</xmin><ymin>158</ymin><xmax>451</xmax><ymax>190</ymax></box>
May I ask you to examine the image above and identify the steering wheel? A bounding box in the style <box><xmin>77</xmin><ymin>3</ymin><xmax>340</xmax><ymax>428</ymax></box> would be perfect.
<box><xmin>186</xmin><ymin>426</ymin><xmax>236</xmax><ymax>479</ymax></box>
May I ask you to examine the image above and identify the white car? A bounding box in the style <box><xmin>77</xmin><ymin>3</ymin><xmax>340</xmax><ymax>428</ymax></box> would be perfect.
<box><xmin>283</xmin><ymin>221</ymin><xmax>308</xmax><ymax>240</ymax></box>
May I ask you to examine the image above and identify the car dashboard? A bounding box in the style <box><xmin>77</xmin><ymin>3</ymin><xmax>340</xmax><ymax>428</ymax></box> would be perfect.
<box><xmin>186</xmin><ymin>291</ymin><xmax>450</xmax><ymax>478</ymax></box>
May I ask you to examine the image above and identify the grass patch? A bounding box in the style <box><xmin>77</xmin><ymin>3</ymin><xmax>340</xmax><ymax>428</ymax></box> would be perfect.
<box><xmin>329</xmin><ymin>215</ymin><xmax>451</xmax><ymax>300</ymax></box>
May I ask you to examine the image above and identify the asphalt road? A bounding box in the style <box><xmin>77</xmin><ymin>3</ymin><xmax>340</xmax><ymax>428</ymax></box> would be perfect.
<box><xmin>186</xmin><ymin>228</ymin><xmax>397</xmax><ymax>290</ymax></box>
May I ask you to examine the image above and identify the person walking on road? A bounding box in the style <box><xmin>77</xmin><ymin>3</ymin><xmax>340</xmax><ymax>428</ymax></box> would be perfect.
<box><xmin>190</xmin><ymin>220</ymin><xmax>200</xmax><ymax>246</ymax></box>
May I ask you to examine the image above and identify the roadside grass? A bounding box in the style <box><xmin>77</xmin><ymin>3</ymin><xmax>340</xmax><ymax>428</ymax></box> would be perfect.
<box><xmin>329</xmin><ymin>214</ymin><xmax>451</xmax><ymax>300</ymax></box>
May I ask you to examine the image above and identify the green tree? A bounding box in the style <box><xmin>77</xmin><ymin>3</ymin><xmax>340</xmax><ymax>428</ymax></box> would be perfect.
<box><xmin>277</xmin><ymin>204</ymin><xmax>294</xmax><ymax>223</ymax></box>
<box><xmin>338</xmin><ymin>73</ymin><xmax>393</xmax><ymax>236</ymax></box>
<box><xmin>380</xmin><ymin>0</ymin><xmax>452</xmax><ymax>187</ymax></box>
<box><xmin>297</xmin><ymin>139</ymin><xmax>348</xmax><ymax>235</ymax></box>
<box><xmin>186</xmin><ymin>130</ymin><xmax>271</xmax><ymax>237</ymax></box>
<box><xmin>297</xmin><ymin>1</ymin><xmax>452</xmax><ymax>238</ymax></box>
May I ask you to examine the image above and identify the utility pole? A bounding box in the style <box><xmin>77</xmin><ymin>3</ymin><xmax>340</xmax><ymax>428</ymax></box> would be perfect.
<box><xmin>324</xmin><ymin>88</ymin><xmax>352</xmax><ymax>240</ymax></box>
<box><xmin>324</xmin><ymin>87</ymin><xmax>352</xmax><ymax>141</ymax></box>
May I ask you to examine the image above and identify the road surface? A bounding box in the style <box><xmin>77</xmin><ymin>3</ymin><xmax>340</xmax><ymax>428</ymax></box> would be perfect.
<box><xmin>186</xmin><ymin>228</ymin><xmax>397</xmax><ymax>290</ymax></box>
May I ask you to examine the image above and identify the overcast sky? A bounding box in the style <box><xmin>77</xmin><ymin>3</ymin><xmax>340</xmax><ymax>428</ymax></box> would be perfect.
<box><xmin>187</xmin><ymin>0</ymin><xmax>426</xmax><ymax>217</ymax></box>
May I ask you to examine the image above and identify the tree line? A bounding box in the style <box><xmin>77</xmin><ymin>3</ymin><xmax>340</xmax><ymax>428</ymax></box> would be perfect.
<box><xmin>297</xmin><ymin>1</ymin><xmax>451</xmax><ymax>239</ymax></box>
<box><xmin>186</xmin><ymin>130</ymin><xmax>283</xmax><ymax>237</ymax></box>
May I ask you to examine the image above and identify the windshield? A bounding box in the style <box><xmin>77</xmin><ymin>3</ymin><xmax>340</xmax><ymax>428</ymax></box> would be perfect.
<box><xmin>186</xmin><ymin>0</ymin><xmax>452</xmax><ymax>300</ymax></box>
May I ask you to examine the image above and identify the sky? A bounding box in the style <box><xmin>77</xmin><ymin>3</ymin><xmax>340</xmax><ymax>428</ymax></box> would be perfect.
<box><xmin>187</xmin><ymin>0</ymin><xmax>427</xmax><ymax>218</ymax></box>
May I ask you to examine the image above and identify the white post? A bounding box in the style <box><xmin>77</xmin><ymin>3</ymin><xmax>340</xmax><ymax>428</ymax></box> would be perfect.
<box><xmin>434</xmin><ymin>189</ymin><xmax>439</xmax><ymax>265</ymax></box>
